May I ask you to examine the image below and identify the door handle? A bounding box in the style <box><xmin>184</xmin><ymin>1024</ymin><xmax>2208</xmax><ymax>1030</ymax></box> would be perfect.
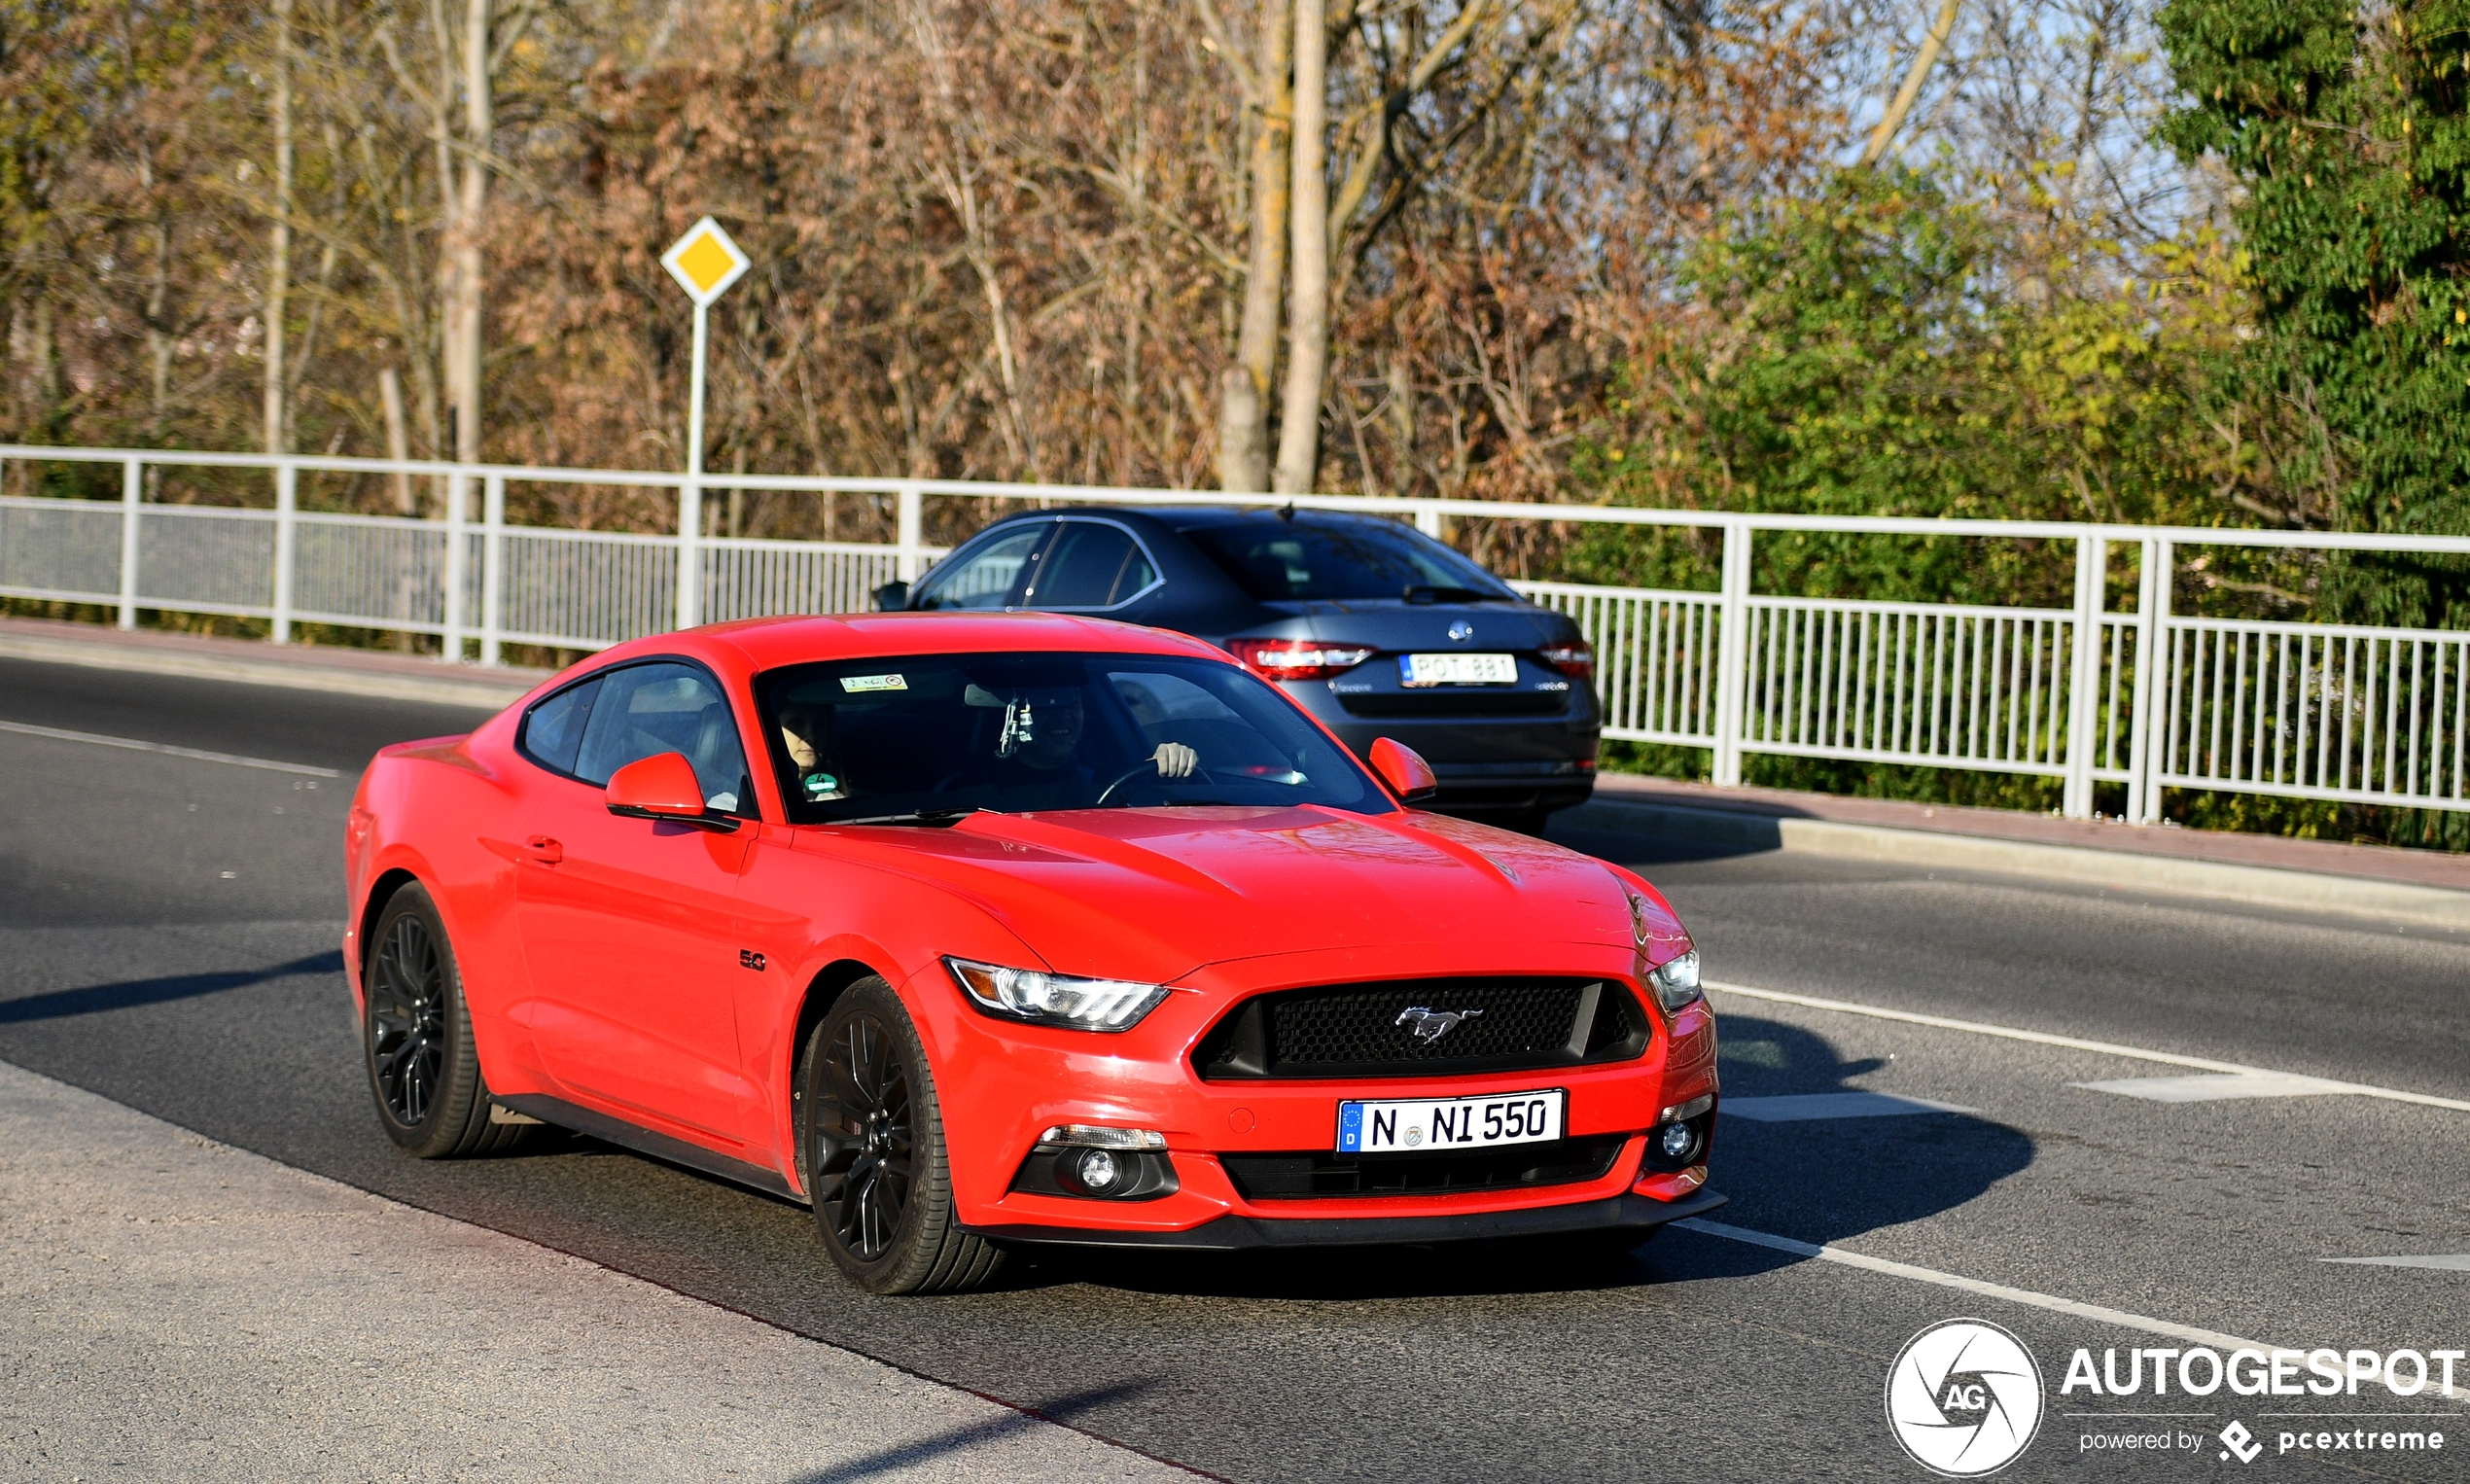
<box><xmin>522</xmin><ymin>835</ymin><xmax>564</xmax><ymax>865</ymax></box>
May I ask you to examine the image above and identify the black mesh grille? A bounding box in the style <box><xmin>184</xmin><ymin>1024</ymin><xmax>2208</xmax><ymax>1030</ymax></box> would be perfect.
<box><xmin>1277</xmin><ymin>982</ymin><xmax>1579</xmax><ymax>1066</ymax></box>
<box><xmin>1194</xmin><ymin>977</ymin><xmax>1647</xmax><ymax>1079</ymax></box>
<box><xmin>1221</xmin><ymin>1136</ymin><xmax>1628</xmax><ymax>1200</ymax></box>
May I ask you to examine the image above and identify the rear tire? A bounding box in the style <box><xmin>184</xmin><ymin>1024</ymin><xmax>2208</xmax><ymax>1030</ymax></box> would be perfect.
<box><xmin>799</xmin><ymin>978</ymin><xmax>1006</xmax><ymax>1295</ymax></box>
<box><xmin>363</xmin><ymin>883</ymin><xmax>527</xmax><ymax>1158</ymax></box>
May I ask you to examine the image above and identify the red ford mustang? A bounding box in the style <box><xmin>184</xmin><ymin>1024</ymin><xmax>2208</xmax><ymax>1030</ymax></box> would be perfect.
<box><xmin>344</xmin><ymin>614</ymin><xmax>1721</xmax><ymax>1293</ymax></box>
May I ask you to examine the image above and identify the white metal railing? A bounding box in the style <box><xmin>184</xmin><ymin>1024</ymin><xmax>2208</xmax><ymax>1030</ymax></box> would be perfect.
<box><xmin>1737</xmin><ymin>598</ymin><xmax>2080</xmax><ymax>775</ymax></box>
<box><xmin>1516</xmin><ymin>582</ymin><xmax>1720</xmax><ymax>746</ymax></box>
<box><xmin>2152</xmin><ymin>618</ymin><xmax>2470</xmax><ymax>807</ymax></box>
<box><xmin>5</xmin><ymin>442</ymin><xmax>2470</xmax><ymax>824</ymax></box>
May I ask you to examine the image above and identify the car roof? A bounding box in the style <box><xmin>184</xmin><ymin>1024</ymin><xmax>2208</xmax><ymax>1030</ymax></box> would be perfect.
<box><xmin>1155</xmin><ymin>506</ymin><xmax>1400</xmax><ymax>533</ymax></box>
<box><xmin>976</xmin><ymin>503</ymin><xmax>1409</xmax><ymax>535</ymax></box>
<box><xmin>567</xmin><ymin>612</ymin><xmax>1232</xmax><ymax>687</ymax></box>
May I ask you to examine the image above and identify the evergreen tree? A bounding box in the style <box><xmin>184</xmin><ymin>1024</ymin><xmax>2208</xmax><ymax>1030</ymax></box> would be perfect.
<box><xmin>2159</xmin><ymin>0</ymin><xmax>2470</xmax><ymax>622</ymax></box>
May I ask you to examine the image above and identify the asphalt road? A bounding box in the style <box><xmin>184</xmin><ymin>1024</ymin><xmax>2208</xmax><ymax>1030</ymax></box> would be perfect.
<box><xmin>3</xmin><ymin>651</ymin><xmax>2466</xmax><ymax>1482</ymax></box>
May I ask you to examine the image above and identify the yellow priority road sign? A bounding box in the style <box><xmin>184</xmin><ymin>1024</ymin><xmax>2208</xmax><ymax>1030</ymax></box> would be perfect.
<box><xmin>660</xmin><ymin>217</ymin><xmax>750</xmax><ymax>305</ymax></box>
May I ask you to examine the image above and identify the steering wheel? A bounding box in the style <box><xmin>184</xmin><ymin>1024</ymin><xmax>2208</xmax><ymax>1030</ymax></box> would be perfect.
<box><xmin>1095</xmin><ymin>760</ymin><xmax>1219</xmax><ymax>806</ymax></box>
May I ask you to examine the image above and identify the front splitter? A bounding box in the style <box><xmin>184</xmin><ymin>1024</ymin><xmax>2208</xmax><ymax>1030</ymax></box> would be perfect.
<box><xmin>967</xmin><ymin>1184</ymin><xmax>1726</xmax><ymax>1251</ymax></box>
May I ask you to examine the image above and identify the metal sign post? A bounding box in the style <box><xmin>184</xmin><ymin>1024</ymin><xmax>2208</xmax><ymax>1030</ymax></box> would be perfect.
<box><xmin>659</xmin><ymin>217</ymin><xmax>751</xmax><ymax>632</ymax></box>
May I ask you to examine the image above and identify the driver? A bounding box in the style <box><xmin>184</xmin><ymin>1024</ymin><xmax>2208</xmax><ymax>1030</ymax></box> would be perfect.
<box><xmin>981</xmin><ymin>685</ymin><xmax>1195</xmax><ymax>808</ymax></box>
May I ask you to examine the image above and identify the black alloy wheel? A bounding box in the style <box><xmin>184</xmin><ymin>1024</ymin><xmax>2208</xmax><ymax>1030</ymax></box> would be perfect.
<box><xmin>815</xmin><ymin>1009</ymin><xmax>915</xmax><ymax>1260</ymax></box>
<box><xmin>799</xmin><ymin>978</ymin><xmax>1005</xmax><ymax>1294</ymax></box>
<box><xmin>369</xmin><ymin>911</ymin><xmax>447</xmax><ymax>1126</ymax></box>
<box><xmin>362</xmin><ymin>883</ymin><xmax>528</xmax><ymax>1159</ymax></box>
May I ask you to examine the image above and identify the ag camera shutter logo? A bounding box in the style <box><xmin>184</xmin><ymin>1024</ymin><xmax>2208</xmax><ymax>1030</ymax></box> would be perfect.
<box><xmin>1886</xmin><ymin>1319</ymin><xmax>2046</xmax><ymax>1476</ymax></box>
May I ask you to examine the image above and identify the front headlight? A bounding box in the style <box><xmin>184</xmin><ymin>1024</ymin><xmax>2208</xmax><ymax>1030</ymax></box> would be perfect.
<box><xmin>944</xmin><ymin>956</ymin><xmax>1171</xmax><ymax>1033</ymax></box>
<box><xmin>1646</xmin><ymin>949</ymin><xmax>1702</xmax><ymax>1013</ymax></box>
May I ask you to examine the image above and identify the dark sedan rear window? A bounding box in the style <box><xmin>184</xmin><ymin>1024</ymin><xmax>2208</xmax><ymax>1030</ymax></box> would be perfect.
<box><xmin>1183</xmin><ymin>518</ymin><xmax>1513</xmax><ymax>602</ymax></box>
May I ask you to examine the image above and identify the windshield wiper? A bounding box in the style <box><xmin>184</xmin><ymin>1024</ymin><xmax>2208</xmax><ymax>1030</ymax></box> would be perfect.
<box><xmin>828</xmin><ymin>806</ymin><xmax>988</xmax><ymax>828</ymax></box>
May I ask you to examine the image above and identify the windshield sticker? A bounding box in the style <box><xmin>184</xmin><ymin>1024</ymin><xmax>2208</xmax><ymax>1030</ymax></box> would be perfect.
<box><xmin>840</xmin><ymin>673</ymin><xmax>907</xmax><ymax>693</ymax></box>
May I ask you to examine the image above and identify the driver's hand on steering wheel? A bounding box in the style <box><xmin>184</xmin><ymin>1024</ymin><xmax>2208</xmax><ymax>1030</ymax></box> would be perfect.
<box><xmin>1152</xmin><ymin>742</ymin><xmax>1198</xmax><ymax>778</ymax></box>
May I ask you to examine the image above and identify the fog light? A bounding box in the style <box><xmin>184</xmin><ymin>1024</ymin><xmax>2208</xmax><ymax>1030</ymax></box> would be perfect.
<box><xmin>1658</xmin><ymin>1122</ymin><xmax>1696</xmax><ymax>1160</ymax></box>
<box><xmin>1075</xmin><ymin>1148</ymin><xmax>1122</xmax><ymax>1192</ymax></box>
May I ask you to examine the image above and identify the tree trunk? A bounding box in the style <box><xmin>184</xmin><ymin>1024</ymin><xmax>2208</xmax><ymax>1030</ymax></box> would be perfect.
<box><xmin>1217</xmin><ymin>0</ymin><xmax>1293</xmax><ymax>493</ymax></box>
<box><xmin>139</xmin><ymin>142</ymin><xmax>172</xmax><ymax>438</ymax></box>
<box><xmin>264</xmin><ymin>0</ymin><xmax>294</xmax><ymax>457</ymax></box>
<box><xmin>380</xmin><ymin>365</ymin><xmax>418</xmax><ymax>649</ymax></box>
<box><xmin>449</xmin><ymin>0</ymin><xmax>489</xmax><ymax>464</ymax></box>
<box><xmin>380</xmin><ymin>367</ymin><xmax>415</xmax><ymax>514</ymax></box>
<box><xmin>28</xmin><ymin>297</ymin><xmax>57</xmax><ymax>436</ymax></box>
<box><xmin>421</xmin><ymin>0</ymin><xmax>459</xmax><ymax>475</ymax></box>
<box><xmin>1271</xmin><ymin>0</ymin><xmax>1328</xmax><ymax>495</ymax></box>
<box><xmin>1857</xmin><ymin>0</ymin><xmax>1960</xmax><ymax>167</ymax></box>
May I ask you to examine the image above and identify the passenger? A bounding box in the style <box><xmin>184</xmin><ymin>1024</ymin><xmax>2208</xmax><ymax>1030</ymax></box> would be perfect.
<box><xmin>778</xmin><ymin>701</ymin><xmax>846</xmax><ymax>801</ymax></box>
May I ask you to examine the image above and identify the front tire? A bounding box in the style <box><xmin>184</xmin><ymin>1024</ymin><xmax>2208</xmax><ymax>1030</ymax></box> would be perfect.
<box><xmin>799</xmin><ymin>978</ymin><xmax>1005</xmax><ymax>1294</ymax></box>
<box><xmin>363</xmin><ymin>883</ymin><xmax>525</xmax><ymax>1158</ymax></box>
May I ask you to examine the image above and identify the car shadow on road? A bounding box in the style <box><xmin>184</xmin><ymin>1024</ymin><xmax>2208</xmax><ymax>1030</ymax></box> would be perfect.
<box><xmin>1670</xmin><ymin>1012</ymin><xmax>2036</xmax><ymax>1257</ymax></box>
<box><xmin>782</xmin><ymin>1381</ymin><xmax>1159</xmax><ymax>1483</ymax></box>
<box><xmin>1548</xmin><ymin>817</ymin><xmax>1781</xmax><ymax>866</ymax></box>
<box><xmin>1014</xmin><ymin>1013</ymin><xmax>2032</xmax><ymax>1302</ymax></box>
<box><xmin>0</xmin><ymin>949</ymin><xmax>343</xmax><ymax>1024</ymax></box>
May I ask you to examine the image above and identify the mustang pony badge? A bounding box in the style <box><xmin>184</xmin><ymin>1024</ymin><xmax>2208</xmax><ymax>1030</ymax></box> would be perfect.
<box><xmin>1395</xmin><ymin>1006</ymin><xmax>1485</xmax><ymax>1043</ymax></box>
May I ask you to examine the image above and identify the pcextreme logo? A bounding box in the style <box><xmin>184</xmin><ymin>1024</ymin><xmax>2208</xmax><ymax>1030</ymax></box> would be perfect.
<box><xmin>1887</xmin><ymin>1319</ymin><xmax>2047</xmax><ymax>1477</ymax></box>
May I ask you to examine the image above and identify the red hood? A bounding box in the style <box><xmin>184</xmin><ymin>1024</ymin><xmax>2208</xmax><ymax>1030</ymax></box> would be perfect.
<box><xmin>807</xmin><ymin>806</ymin><xmax>1647</xmax><ymax>985</ymax></box>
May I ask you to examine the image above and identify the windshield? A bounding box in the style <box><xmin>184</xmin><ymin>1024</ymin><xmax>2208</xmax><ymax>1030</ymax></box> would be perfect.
<box><xmin>1182</xmin><ymin>516</ymin><xmax>1515</xmax><ymax>602</ymax></box>
<box><xmin>755</xmin><ymin>652</ymin><xmax>1395</xmax><ymax>824</ymax></box>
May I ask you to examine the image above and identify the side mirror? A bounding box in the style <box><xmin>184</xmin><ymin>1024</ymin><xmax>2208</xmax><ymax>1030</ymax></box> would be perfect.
<box><xmin>873</xmin><ymin>581</ymin><xmax>910</xmax><ymax>612</ymax></box>
<box><xmin>1368</xmin><ymin>737</ymin><xmax>1438</xmax><ymax>804</ymax></box>
<box><xmin>606</xmin><ymin>752</ymin><xmax>736</xmax><ymax>831</ymax></box>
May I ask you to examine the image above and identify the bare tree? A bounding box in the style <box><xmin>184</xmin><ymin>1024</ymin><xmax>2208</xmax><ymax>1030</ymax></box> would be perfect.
<box><xmin>1207</xmin><ymin>0</ymin><xmax>1291</xmax><ymax>493</ymax></box>
<box><xmin>1855</xmin><ymin>0</ymin><xmax>1957</xmax><ymax>167</ymax></box>
<box><xmin>1270</xmin><ymin>0</ymin><xmax>1328</xmax><ymax>492</ymax></box>
<box><xmin>264</xmin><ymin>0</ymin><xmax>294</xmax><ymax>454</ymax></box>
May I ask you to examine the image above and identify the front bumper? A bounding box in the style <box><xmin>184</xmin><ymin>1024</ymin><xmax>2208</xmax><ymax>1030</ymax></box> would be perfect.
<box><xmin>912</xmin><ymin>939</ymin><xmax>1723</xmax><ymax>1247</ymax></box>
<box><xmin>970</xmin><ymin>1184</ymin><xmax>1726</xmax><ymax>1250</ymax></box>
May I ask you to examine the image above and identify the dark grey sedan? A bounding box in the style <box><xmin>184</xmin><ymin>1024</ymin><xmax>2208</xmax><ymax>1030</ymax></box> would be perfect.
<box><xmin>874</xmin><ymin>506</ymin><xmax>1598</xmax><ymax>830</ymax></box>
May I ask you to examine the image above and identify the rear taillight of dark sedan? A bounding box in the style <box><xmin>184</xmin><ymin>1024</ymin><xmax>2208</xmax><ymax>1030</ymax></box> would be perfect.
<box><xmin>1228</xmin><ymin>638</ymin><xmax>1378</xmax><ymax>682</ymax></box>
<box><xmin>1538</xmin><ymin>639</ymin><xmax>1594</xmax><ymax>681</ymax></box>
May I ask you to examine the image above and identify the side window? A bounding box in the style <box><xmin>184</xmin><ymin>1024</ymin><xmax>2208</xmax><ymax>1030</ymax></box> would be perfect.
<box><xmin>1024</xmin><ymin>521</ymin><xmax>1157</xmax><ymax>610</ymax></box>
<box><xmin>572</xmin><ymin>661</ymin><xmax>753</xmax><ymax>813</ymax></box>
<box><xmin>518</xmin><ymin>676</ymin><xmax>603</xmax><ymax>776</ymax></box>
<box><xmin>912</xmin><ymin>524</ymin><xmax>1048</xmax><ymax>611</ymax></box>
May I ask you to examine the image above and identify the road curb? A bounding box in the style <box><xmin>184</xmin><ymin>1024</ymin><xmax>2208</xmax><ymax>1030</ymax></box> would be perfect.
<box><xmin>0</xmin><ymin>632</ymin><xmax>533</xmax><ymax>711</ymax></box>
<box><xmin>1563</xmin><ymin>796</ymin><xmax>2470</xmax><ymax>933</ymax></box>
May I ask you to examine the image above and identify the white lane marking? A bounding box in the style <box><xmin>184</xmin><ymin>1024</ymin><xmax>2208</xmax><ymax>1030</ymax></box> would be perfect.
<box><xmin>1674</xmin><ymin>1218</ymin><xmax>2274</xmax><ymax>1352</ymax></box>
<box><xmin>1720</xmin><ymin>1092</ymin><xmax>1978</xmax><ymax>1122</ymax></box>
<box><xmin>2071</xmin><ymin>1073</ymin><xmax>2356</xmax><ymax>1103</ymax></box>
<box><xmin>2320</xmin><ymin>1254</ymin><xmax>2470</xmax><ymax>1271</ymax></box>
<box><xmin>0</xmin><ymin>719</ymin><xmax>342</xmax><ymax>778</ymax></box>
<box><xmin>1707</xmin><ymin>980</ymin><xmax>2470</xmax><ymax>1114</ymax></box>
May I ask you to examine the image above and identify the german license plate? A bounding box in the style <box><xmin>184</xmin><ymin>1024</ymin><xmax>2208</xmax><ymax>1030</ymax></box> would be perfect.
<box><xmin>1400</xmin><ymin>653</ymin><xmax>1517</xmax><ymax>687</ymax></box>
<box><xmin>1336</xmin><ymin>1089</ymin><xmax>1566</xmax><ymax>1153</ymax></box>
